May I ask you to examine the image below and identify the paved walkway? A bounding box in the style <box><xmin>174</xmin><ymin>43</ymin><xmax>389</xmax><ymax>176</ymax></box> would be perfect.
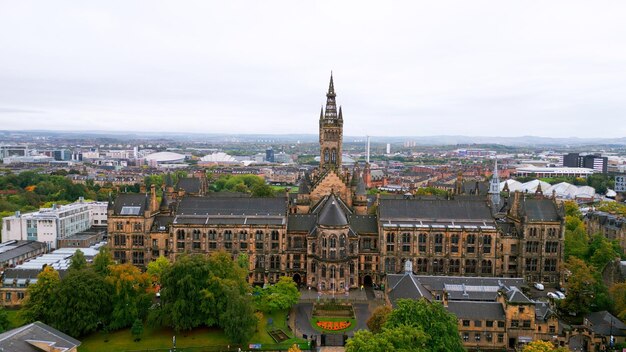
<box><xmin>319</xmin><ymin>348</ymin><xmax>345</xmax><ymax>352</ymax></box>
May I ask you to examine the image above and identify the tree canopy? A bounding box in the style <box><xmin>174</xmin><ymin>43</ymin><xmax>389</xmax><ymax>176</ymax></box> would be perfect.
<box><xmin>19</xmin><ymin>266</ymin><xmax>61</xmax><ymax>324</ymax></box>
<box><xmin>253</xmin><ymin>276</ymin><xmax>300</xmax><ymax>313</ymax></box>
<box><xmin>157</xmin><ymin>252</ymin><xmax>257</xmax><ymax>343</ymax></box>
<box><xmin>371</xmin><ymin>299</ymin><xmax>464</xmax><ymax>352</ymax></box>
<box><xmin>522</xmin><ymin>340</ymin><xmax>569</xmax><ymax>352</ymax></box>
<box><xmin>346</xmin><ymin>324</ymin><xmax>429</xmax><ymax>352</ymax></box>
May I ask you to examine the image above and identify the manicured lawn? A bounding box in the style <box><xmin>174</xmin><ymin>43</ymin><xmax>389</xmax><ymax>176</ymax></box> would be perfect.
<box><xmin>310</xmin><ymin>316</ymin><xmax>357</xmax><ymax>334</ymax></box>
<box><xmin>79</xmin><ymin>326</ymin><xmax>229</xmax><ymax>352</ymax></box>
<box><xmin>80</xmin><ymin>309</ymin><xmax>307</xmax><ymax>352</ymax></box>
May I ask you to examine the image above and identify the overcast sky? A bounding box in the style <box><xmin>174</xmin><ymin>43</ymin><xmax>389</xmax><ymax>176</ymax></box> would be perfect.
<box><xmin>1</xmin><ymin>1</ymin><xmax>626</xmax><ymax>138</ymax></box>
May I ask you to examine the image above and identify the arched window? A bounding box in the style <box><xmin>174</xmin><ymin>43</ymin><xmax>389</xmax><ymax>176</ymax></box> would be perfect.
<box><xmin>311</xmin><ymin>242</ymin><xmax>316</xmax><ymax>254</ymax></box>
<box><xmin>450</xmin><ymin>259</ymin><xmax>460</xmax><ymax>273</ymax></box>
<box><xmin>401</xmin><ymin>233</ymin><xmax>411</xmax><ymax>252</ymax></box>
<box><xmin>417</xmin><ymin>258</ymin><xmax>428</xmax><ymax>272</ymax></box>
<box><xmin>433</xmin><ymin>259</ymin><xmax>444</xmax><ymax>273</ymax></box>
<box><xmin>331</xmin><ymin>149</ymin><xmax>337</xmax><ymax>163</ymax></box>
<box><xmin>324</xmin><ymin>149</ymin><xmax>329</xmax><ymax>162</ymax></box>
<box><xmin>322</xmin><ymin>265</ymin><xmax>327</xmax><ymax>277</ymax></box>
<box><xmin>311</xmin><ymin>261</ymin><xmax>317</xmax><ymax>273</ymax></box>
<box><xmin>339</xmin><ymin>235</ymin><xmax>346</xmax><ymax>248</ymax></box>
<box><xmin>465</xmin><ymin>259</ymin><xmax>477</xmax><ymax>274</ymax></box>
<box><xmin>481</xmin><ymin>260</ymin><xmax>492</xmax><ymax>274</ymax></box>
<box><xmin>418</xmin><ymin>233</ymin><xmax>427</xmax><ymax>252</ymax></box>
<box><xmin>330</xmin><ymin>236</ymin><xmax>337</xmax><ymax>248</ymax></box>
<box><xmin>339</xmin><ymin>265</ymin><xmax>345</xmax><ymax>278</ymax></box>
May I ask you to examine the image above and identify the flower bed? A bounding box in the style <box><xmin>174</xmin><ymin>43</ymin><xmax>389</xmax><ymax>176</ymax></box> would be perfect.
<box><xmin>315</xmin><ymin>321</ymin><xmax>351</xmax><ymax>331</ymax></box>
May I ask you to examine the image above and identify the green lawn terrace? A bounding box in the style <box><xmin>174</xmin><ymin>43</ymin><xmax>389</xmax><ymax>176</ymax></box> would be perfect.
<box><xmin>78</xmin><ymin>310</ymin><xmax>308</xmax><ymax>352</ymax></box>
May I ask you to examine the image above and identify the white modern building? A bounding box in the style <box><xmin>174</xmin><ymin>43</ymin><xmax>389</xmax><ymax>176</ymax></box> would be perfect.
<box><xmin>1</xmin><ymin>200</ymin><xmax>108</xmax><ymax>250</ymax></box>
<box><xmin>514</xmin><ymin>166</ymin><xmax>595</xmax><ymax>178</ymax></box>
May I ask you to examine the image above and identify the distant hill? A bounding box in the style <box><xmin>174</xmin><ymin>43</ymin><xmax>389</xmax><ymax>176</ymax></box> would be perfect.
<box><xmin>1</xmin><ymin>130</ymin><xmax>625</xmax><ymax>146</ymax></box>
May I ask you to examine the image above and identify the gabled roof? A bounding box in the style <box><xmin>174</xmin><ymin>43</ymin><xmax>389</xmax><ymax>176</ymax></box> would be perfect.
<box><xmin>287</xmin><ymin>214</ymin><xmax>317</xmax><ymax>232</ymax></box>
<box><xmin>387</xmin><ymin>273</ymin><xmax>433</xmax><ymax>306</ymax></box>
<box><xmin>0</xmin><ymin>321</ymin><xmax>81</xmax><ymax>352</ymax></box>
<box><xmin>112</xmin><ymin>193</ymin><xmax>148</xmax><ymax>216</ymax></box>
<box><xmin>177</xmin><ymin>177</ymin><xmax>201</xmax><ymax>194</ymax></box>
<box><xmin>521</xmin><ymin>198</ymin><xmax>560</xmax><ymax>222</ymax></box>
<box><xmin>348</xmin><ymin>215</ymin><xmax>378</xmax><ymax>234</ymax></box>
<box><xmin>585</xmin><ymin>311</ymin><xmax>626</xmax><ymax>336</ymax></box>
<box><xmin>506</xmin><ymin>287</ymin><xmax>533</xmax><ymax>304</ymax></box>
<box><xmin>317</xmin><ymin>194</ymin><xmax>348</xmax><ymax>227</ymax></box>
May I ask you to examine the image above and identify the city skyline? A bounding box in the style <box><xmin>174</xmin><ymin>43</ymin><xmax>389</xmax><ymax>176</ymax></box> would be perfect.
<box><xmin>1</xmin><ymin>1</ymin><xmax>626</xmax><ymax>138</ymax></box>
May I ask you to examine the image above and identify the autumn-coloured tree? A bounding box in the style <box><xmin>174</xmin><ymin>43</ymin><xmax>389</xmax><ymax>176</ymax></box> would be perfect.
<box><xmin>522</xmin><ymin>340</ymin><xmax>569</xmax><ymax>352</ymax></box>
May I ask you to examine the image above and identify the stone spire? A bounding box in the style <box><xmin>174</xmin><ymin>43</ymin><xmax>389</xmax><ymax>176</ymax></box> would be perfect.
<box><xmin>323</xmin><ymin>73</ymin><xmax>338</xmax><ymax>123</ymax></box>
<box><xmin>489</xmin><ymin>157</ymin><xmax>501</xmax><ymax>209</ymax></box>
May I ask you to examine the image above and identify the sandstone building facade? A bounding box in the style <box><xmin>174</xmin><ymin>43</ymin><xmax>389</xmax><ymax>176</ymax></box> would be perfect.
<box><xmin>108</xmin><ymin>75</ymin><xmax>565</xmax><ymax>288</ymax></box>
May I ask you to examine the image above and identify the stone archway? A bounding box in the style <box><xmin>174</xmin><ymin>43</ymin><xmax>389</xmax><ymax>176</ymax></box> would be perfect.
<box><xmin>363</xmin><ymin>275</ymin><xmax>373</xmax><ymax>287</ymax></box>
<box><xmin>568</xmin><ymin>333</ymin><xmax>591</xmax><ymax>352</ymax></box>
<box><xmin>293</xmin><ymin>273</ymin><xmax>302</xmax><ymax>286</ymax></box>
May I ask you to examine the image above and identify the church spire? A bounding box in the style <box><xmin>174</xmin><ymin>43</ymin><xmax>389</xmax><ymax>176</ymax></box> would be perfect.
<box><xmin>489</xmin><ymin>157</ymin><xmax>501</xmax><ymax>210</ymax></box>
<box><xmin>324</xmin><ymin>73</ymin><xmax>338</xmax><ymax>122</ymax></box>
<box><xmin>328</xmin><ymin>71</ymin><xmax>335</xmax><ymax>96</ymax></box>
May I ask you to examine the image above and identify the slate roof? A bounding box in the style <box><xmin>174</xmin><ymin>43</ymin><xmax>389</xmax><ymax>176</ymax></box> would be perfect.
<box><xmin>387</xmin><ymin>273</ymin><xmax>433</xmax><ymax>306</ymax></box>
<box><xmin>522</xmin><ymin>198</ymin><xmax>560</xmax><ymax>222</ymax></box>
<box><xmin>176</xmin><ymin>196</ymin><xmax>287</xmax><ymax>216</ymax></box>
<box><xmin>177</xmin><ymin>177</ymin><xmax>201</xmax><ymax>194</ymax></box>
<box><xmin>287</xmin><ymin>214</ymin><xmax>317</xmax><ymax>232</ymax></box>
<box><xmin>152</xmin><ymin>215</ymin><xmax>174</xmax><ymax>232</ymax></box>
<box><xmin>379</xmin><ymin>199</ymin><xmax>493</xmax><ymax>221</ymax></box>
<box><xmin>317</xmin><ymin>194</ymin><xmax>348</xmax><ymax>227</ymax></box>
<box><xmin>506</xmin><ymin>287</ymin><xmax>533</xmax><ymax>304</ymax></box>
<box><xmin>112</xmin><ymin>193</ymin><xmax>147</xmax><ymax>216</ymax></box>
<box><xmin>585</xmin><ymin>311</ymin><xmax>626</xmax><ymax>336</ymax></box>
<box><xmin>0</xmin><ymin>241</ymin><xmax>47</xmax><ymax>264</ymax></box>
<box><xmin>0</xmin><ymin>321</ymin><xmax>81</xmax><ymax>352</ymax></box>
<box><xmin>348</xmin><ymin>215</ymin><xmax>378</xmax><ymax>234</ymax></box>
<box><xmin>356</xmin><ymin>176</ymin><xmax>366</xmax><ymax>196</ymax></box>
<box><xmin>447</xmin><ymin>301</ymin><xmax>506</xmax><ymax>320</ymax></box>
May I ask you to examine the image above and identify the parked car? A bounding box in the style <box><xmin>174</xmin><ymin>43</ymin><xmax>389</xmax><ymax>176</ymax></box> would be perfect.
<box><xmin>547</xmin><ymin>292</ymin><xmax>559</xmax><ymax>299</ymax></box>
<box><xmin>555</xmin><ymin>291</ymin><xmax>565</xmax><ymax>300</ymax></box>
<box><xmin>534</xmin><ymin>282</ymin><xmax>545</xmax><ymax>291</ymax></box>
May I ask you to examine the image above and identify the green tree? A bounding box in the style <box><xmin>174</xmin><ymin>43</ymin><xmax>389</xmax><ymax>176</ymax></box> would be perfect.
<box><xmin>19</xmin><ymin>266</ymin><xmax>61</xmax><ymax>324</ymax></box>
<box><xmin>106</xmin><ymin>263</ymin><xmax>152</xmax><ymax>330</ymax></box>
<box><xmin>92</xmin><ymin>246</ymin><xmax>114</xmax><ymax>276</ymax></box>
<box><xmin>146</xmin><ymin>256</ymin><xmax>171</xmax><ymax>284</ymax></box>
<box><xmin>131</xmin><ymin>319</ymin><xmax>144</xmax><ymax>341</ymax></box>
<box><xmin>588</xmin><ymin>234</ymin><xmax>620</xmax><ymax>269</ymax></box>
<box><xmin>0</xmin><ymin>307</ymin><xmax>9</xmax><ymax>333</ymax></box>
<box><xmin>346</xmin><ymin>325</ymin><xmax>429</xmax><ymax>352</ymax></box>
<box><xmin>220</xmin><ymin>288</ymin><xmax>257</xmax><ymax>344</ymax></box>
<box><xmin>251</xmin><ymin>183</ymin><xmax>275</xmax><ymax>197</ymax></box>
<box><xmin>383</xmin><ymin>299</ymin><xmax>464</xmax><ymax>352</ymax></box>
<box><xmin>610</xmin><ymin>282</ymin><xmax>626</xmax><ymax>320</ymax></box>
<box><xmin>367</xmin><ymin>305</ymin><xmax>391</xmax><ymax>333</ymax></box>
<box><xmin>69</xmin><ymin>249</ymin><xmax>87</xmax><ymax>271</ymax></box>
<box><xmin>253</xmin><ymin>276</ymin><xmax>300</xmax><ymax>313</ymax></box>
<box><xmin>51</xmin><ymin>268</ymin><xmax>112</xmax><ymax>337</ymax></box>
<box><xmin>561</xmin><ymin>257</ymin><xmax>611</xmax><ymax>315</ymax></box>
<box><xmin>564</xmin><ymin>215</ymin><xmax>589</xmax><ymax>260</ymax></box>
<box><xmin>160</xmin><ymin>254</ymin><xmax>212</xmax><ymax>331</ymax></box>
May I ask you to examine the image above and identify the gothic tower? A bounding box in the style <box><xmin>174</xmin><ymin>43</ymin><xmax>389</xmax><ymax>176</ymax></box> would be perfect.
<box><xmin>319</xmin><ymin>73</ymin><xmax>343</xmax><ymax>170</ymax></box>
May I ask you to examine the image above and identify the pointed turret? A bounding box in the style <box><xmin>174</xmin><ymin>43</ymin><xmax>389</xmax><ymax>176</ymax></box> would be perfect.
<box><xmin>318</xmin><ymin>194</ymin><xmax>348</xmax><ymax>227</ymax></box>
<box><xmin>159</xmin><ymin>192</ymin><xmax>170</xmax><ymax>212</ymax></box>
<box><xmin>489</xmin><ymin>157</ymin><xmax>501</xmax><ymax>209</ymax></box>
